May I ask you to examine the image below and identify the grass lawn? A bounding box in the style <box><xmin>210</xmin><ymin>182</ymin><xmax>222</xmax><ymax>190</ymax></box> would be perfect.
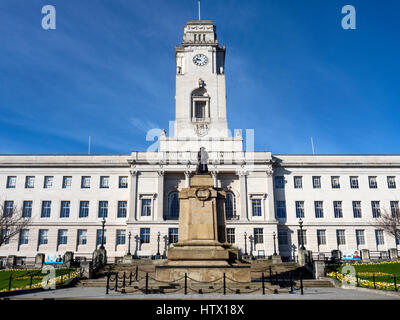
<box><xmin>0</xmin><ymin>268</ymin><xmax>76</xmax><ymax>291</ymax></box>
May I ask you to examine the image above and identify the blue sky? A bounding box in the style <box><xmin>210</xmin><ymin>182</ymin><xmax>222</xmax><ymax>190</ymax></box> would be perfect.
<box><xmin>0</xmin><ymin>0</ymin><xmax>399</xmax><ymax>155</ymax></box>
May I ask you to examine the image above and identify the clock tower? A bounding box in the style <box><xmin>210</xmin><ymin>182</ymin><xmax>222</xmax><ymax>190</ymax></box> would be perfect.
<box><xmin>160</xmin><ymin>20</ymin><xmax>243</xmax><ymax>152</ymax></box>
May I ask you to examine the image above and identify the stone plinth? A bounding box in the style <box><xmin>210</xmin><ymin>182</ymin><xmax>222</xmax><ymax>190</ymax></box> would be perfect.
<box><xmin>6</xmin><ymin>255</ymin><xmax>16</xmax><ymax>269</ymax></box>
<box><xmin>63</xmin><ymin>251</ymin><xmax>74</xmax><ymax>267</ymax></box>
<box><xmin>123</xmin><ymin>254</ymin><xmax>133</xmax><ymax>264</ymax></box>
<box><xmin>93</xmin><ymin>248</ymin><xmax>107</xmax><ymax>267</ymax></box>
<box><xmin>313</xmin><ymin>261</ymin><xmax>326</xmax><ymax>279</ymax></box>
<box><xmin>271</xmin><ymin>255</ymin><xmax>282</xmax><ymax>264</ymax></box>
<box><xmin>35</xmin><ymin>253</ymin><xmax>45</xmax><ymax>268</ymax></box>
<box><xmin>298</xmin><ymin>250</ymin><xmax>312</xmax><ymax>266</ymax></box>
<box><xmin>388</xmin><ymin>248</ymin><xmax>398</xmax><ymax>260</ymax></box>
<box><xmin>361</xmin><ymin>249</ymin><xmax>370</xmax><ymax>262</ymax></box>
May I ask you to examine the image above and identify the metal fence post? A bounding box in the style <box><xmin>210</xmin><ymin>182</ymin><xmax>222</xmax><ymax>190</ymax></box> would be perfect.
<box><xmin>223</xmin><ymin>273</ymin><xmax>226</xmax><ymax>295</ymax></box>
<box><xmin>290</xmin><ymin>273</ymin><xmax>294</xmax><ymax>294</ymax></box>
<box><xmin>135</xmin><ymin>266</ymin><xmax>138</xmax><ymax>281</ymax></box>
<box><xmin>8</xmin><ymin>274</ymin><xmax>12</xmax><ymax>292</ymax></box>
<box><xmin>394</xmin><ymin>275</ymin><xmax>397</xmax><ymax>292</ymax></box>
<box><xmin>30</xmin><ymin>275</ymin><xmax>33</xmax><ymax>289</ymax></box>
<box><xmin>145</xmin><ymin>272</ymin><xmax>149</xmax><ymax>294</ymax></box>
<box><xmin>123</xmin><ymin>272</ymin><xmax>126</xmax><ymax>289</ymax></box>
<box><xmin>262</xmin><ymin>273</ymin><xmax>265</xmax><ymax>295</ymax></box>
<box><xmin>184</xmin><ymin>273</ymin><xmax>187</xmax><ymax>295</ymax></box>
<box><xmin>115</xmin><ymin>272</ymin><xmax>118</xmax><ymax>292</ymax></box>
<box><xmin>356</xmin><ymin>272</ymin><xmax>359</xmax><ymax>287</ymax></box>
<box><xmin>300</xmin><ymin>272</ymin><xmax>304</xmax><ymax>295</ymax></box>
<box><xmin>373</xmin><ymin>273</ymin><xmax>376</xmax><ymax>289</ymax></box>
<box><xmin>106</xmin><ymin>273</ymin><xmax>110</xmax><ymax>295</ymax></box>
<box><xmin>269</xmin><ymin>266</ymin><xmax>272</xmax><ymax>283</ymax></box>
<box><xmin>129</xmin><ymin>272</ymin><xmax>132</xmax><ymax>286</ymax></box>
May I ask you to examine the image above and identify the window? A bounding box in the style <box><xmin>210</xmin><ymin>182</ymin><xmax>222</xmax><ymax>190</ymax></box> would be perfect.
<box><xmin>141</xmin><ymin>199</ymin><xmax>152</xmax><ymax>217</ymax></box>
<box><xmin>98</xmin><ymin>201</ymin><xmax>108</xmax><ymax>218</ymax></box>
<box><xmin>62</xmin><ymin>176</ymin><xmax>72</xmax><ymax>189</ymax></box>
<box><xmin>1</xmin><ymin>229</ymin><xmax>10</xmax><ymax>245</ymax></box>
<box><xmin>356</xmin><ymin>230</ymin><xmax>365</xmax><ymax>246</ymax></box>
<box><xmin>195</xmin><ymin>101</ymin><xmax>206</xmax><ymax>118</ymax></box>
<box><xmin>313</xmin><ymin>176</ymin><xmax>321</xmax><ymax>189</ymax></box>
<box><xmin>295</xmin><ymin>201</ymin><xmax>305</xmax><ymax>218</ymax></box>
<box><xmin>167</xmin><ymin>192</ymin><xmax>180</xmax><ymax>219</ymax></box>
<box><xmin>19</xmin><ymin>229</ymin><xmax>29</xmax><ymax>245</ymax></box>
<box><xmin>44</xmin><ymin>176</ymin><xmax>53</xmax><ymax>189</ymax></box>
<box><xmin>391</xmin><ymin>201</ymin><xmax>399</xmax><ymax>218</ymax></box>
<box><xmin>251</xmin><ymin>199</ymin><xmax>262</xmax><ymax>217</ymax></box>
<box><xmin>39</xmin><ymin>229</ymin><xmax>48</xmax><ymax>245</ymax></box>
<box><xmin>116</xmin><ymin>230</ymin><xmax>126</xmax><ymax>245</ymax></box>
<box><xmin>117</xmin><ymin>201</ymin><xmax>127</xmax><ymax>218</ymax></box>
<box><xmin>314</xmin><ymin>201</ymin><xmax>324</xmax><ymax>218</ymax></box>
<box><xmin>278</xmin><ymin>230</ymin><xmax>288</xmax><ymax>246</ymax></box>
<box><xmin>331</xmin><ymin>176</ymin><xmax>340</xmax><ymax>189</ymax></box>
<box><xmin>140</xmin><ymin>228</ymin><xmax>150</xmax><ymax>244</ymax></box>
<box><xmin>352</xmin><ymin>201</ymin><xmax>362</xmax><ymax>218</ymax></box>
<box><xmin>41</xmin><ymin>201</ymin><xmax>51</xmax><ymax>218</ymax></box>
<box><xmin>388</xmin><ymin>176</ymin><xmax>397</xmax><ymax>189</ymax></box>
<box><xmin>25</xmin><ymin>176</ymin><xmax>35</xmax><ymax>188</ymax></box>
<box><xmin>58</xmin><ymin>229</ymin><xmax>68</xmax><ymax>245</ymax></box>
<box><xmin>371</xmin><ymin>201</ymin><xmax>381</xmax><ymax>218</ymax></box>
<box><xmin>79</xmin><ymin>201</ymin><xmax>89</xmax><ymax>218</ymax></box>
<box><xmin>254</xmin><ymin>228</ymin><xmax>264</xmax><ymax>244</ymax></box>
<box><xmin>77</xmin><ymin>229</ymin><xmax>87</xmax><ymax>245</ymax></box>
<box><xmin>168</xmin><ymin>228</ymin><xmax>179</xmax><ymax>244</ymax></box>
<box><xmin>333</xmin><ymin>201</ymin><xmax>343</xmax><ymax>218</ymax></box>
<box><xmin>4</xmin><ymin>201</ymin><xmax>14</xmax><ymax>217</ymax></box>
<box><xmin>317</xmin><ymin>230</ymin><xmax>326</xmax><ymax>246</ymax></box>
<box><xmin>81</xmin><ymin>176</ymin><xmax>91</xmax><ymax>188</ymax></box>
<box><xmin>22</xmin><ymin>201</ymin><xmax>32</xmax><ymax>218</ymax></box>
<box><xmin>60</xmin><ymin>201</ymin><xmax>70</xmax><ymax>218</ymax></box>
<box><xmin>297</xmin><ymin>229</ymin><xmax>307</xmax><ymax>246</ymax></box>
<box><xmin>276</xmin><ymin>201</ymin><xmax>286</xmax><ymax>219</ymax></box>
<box><xmin>96</xmin><ymin>229</ymin><xmax>107</xmax><ymax>246</ymax></box>
<box><xmin>227</xmin><ymin>228</ymin><xmax>235</xmax><ymax>244</ymax></box>
<box><xmin>100</xmin><ymin>176</ymin><xmax>109</xmax><ymax>189</ymax></box>
<box><xmin>6</xmin><ymin>176</ymin><xmax>16</xmax><ymax>188</ymax></box>
<box><xmin>225</xmin><ymin>192</ymin><xmax>236</xmax><ymax>219</ymax></box>
<box><xmin>350</xmin><ymin>176</ymin><xmax>359</xmax><ymax>189</ymax></box>
<box><xmin>369</xmin><ymin>176</ymin><xmax>377</xmax><ymax>189</ymax></box>
<box><xmin>336</xmin><ymin>230</ymin><xmax>346</xmax><ymax>245</ymax></box>
<box><xmin>274</xmin><ymin>176</ymin><xmax>284</xmax><ymax>189</ymax></box>
<box><xmin>375</xmin><ymin>230</ymin><xmax>385</xmax><ymax>245</ymax></box>
<box><xmin>119</xmin><ymin>176</ymin><xmax>128</xmax><ymax>188</ymax></box>
<box><xmin>294</xmin><ymin>176</ymin><xmax>303</xmax><ymax>189</ymax></box>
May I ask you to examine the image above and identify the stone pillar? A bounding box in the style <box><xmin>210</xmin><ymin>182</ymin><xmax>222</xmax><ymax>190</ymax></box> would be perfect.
<box><xmin>63</xmin><ymin>251</ymin><xmax>74</xmax><ymax>268</ymax></box>
<box><xmin>6</xmin><ymin>255</ymin><xmax>16</xmax><ymax>269</ymax></box>
<box><xmin>298</xmin><ymin>250</ymin><xmax>312</xmax><ymax>266</ymax></box>
<box><xmin>313</xmin><ymin>261</ymin><xmax>326</xmax><ymax>279</ymax></box>
<box><xmin>35</xmin><ymin>253</ymin><xmax>45</xmax><ymax>268</ymax></box>
<box><xmin>361</xmin><ymin>249</ymin><xmax>370</xmax><ymax>262</ymax></box>
<box><xmin>128</xmin><ymin>170</ymin><xmax>138</xmax><ymax>221</ymax></box>
<box><xmin>184</xmin><ymin>170</ymin><xmax>192</xmax><ymax>188</ymax></box>
<box><xmin>388</xmin><ymin>248</ymin><xmax>398</xmax><ymax>260</ymax></box>
<box><xmin>331</xmin><ymin>250</ymin><xmax>342</xmax><ymax>261</ymax></box>
<box><xmin>156</xmin><ymin>170</ymin><xmax>165</xmax><ymax>221</ymax></box>
<box><xmin>211</xmin><ymin>170</ymin><xmax>219</xmax><ymax>188</ymax></box>
<box><xmin>80</xmin><ymin>261</ymin><xmax>93</xmax><ymax>279</ymax></box>
<box><xmin>265</xmin><ymin>168</ymin><xmax>275</xmax><ymax>221</ymax></box>
<box><xmin>238</xmin><ymin>170</ymin><xmax>248</xmax><ymax>221</ymax></box>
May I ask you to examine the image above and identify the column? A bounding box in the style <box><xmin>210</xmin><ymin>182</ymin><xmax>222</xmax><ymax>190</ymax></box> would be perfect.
<box><xmin>265</xmin><ymin>167</ymin><xmax>276</xmax><ymax>221</ymax></box>
<box><xmin>156</xmin><ymin>170</ymin><xmax>164</xmax><ymax>221</ymax></box>
<box><xmin>184</xmin><ymin>170</ymin><xmax>192</xmax><ymax>188</ymax></box>
<box><xmin>211</xmin><ymin>170</ymin><xmax>219</xmax><ymax>188</ymax></box>
<box><xmin>128</xmin><ymin>170</ymin><xmax>138</xmax><ymax>222</ymax></box>
<box><xmin>238</xmin><ymin>170</ymin><xmax>248</xmax><ymax>221</ymax></box>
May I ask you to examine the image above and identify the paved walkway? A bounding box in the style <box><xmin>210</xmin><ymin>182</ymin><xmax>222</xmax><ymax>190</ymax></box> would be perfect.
<box><xmin>5</xmin><ymin>286</ymin><xmax>400</xmax><ymax>300</ymax></box>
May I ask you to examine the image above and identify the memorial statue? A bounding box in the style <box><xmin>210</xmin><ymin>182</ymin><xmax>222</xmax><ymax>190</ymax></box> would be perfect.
<box><xmin>196</xmin><ymin>147</ymin><xmax>208</xmax><ymax>174</ymax></box>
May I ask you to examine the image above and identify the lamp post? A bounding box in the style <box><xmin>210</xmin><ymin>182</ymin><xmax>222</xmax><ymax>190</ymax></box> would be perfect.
<box><xmin>299</xmin><ymin>218</ymin><xmax>305</xmax><ymax>250</ymax></box>
<box><xmin>273</xmin><ymin>232</ymin><xmax>277</xmax><ymax>256</ymax></box>
<box><xmin>157</xmin><ymin>231</ymin><xmax>161</xmax><ymax>256</ymax></box>
<box><xmin>100</xmin><ymin>217</ymin><xmax>106</xmax><ymax>250</ymax></box>
<box><xmin>127</xmin><ymin>232</ymin><xmax>131</xmax><ymax>255</ymax></box>
<box><xmin>244</xmin><ymin>232</ymin><xmax>248</xmax><ymax>255</ymax></box>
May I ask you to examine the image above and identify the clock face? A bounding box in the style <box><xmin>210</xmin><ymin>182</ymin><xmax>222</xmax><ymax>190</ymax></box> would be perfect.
<box><xmin>193</xmin><ymin>54</ymin><xmax>208</xmax><ymax>66</ymax></box>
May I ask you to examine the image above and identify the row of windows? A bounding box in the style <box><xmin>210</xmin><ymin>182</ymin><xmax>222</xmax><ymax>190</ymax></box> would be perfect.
<box><xmin>275</xmin><ymin>175</ymin><xmax>397</xmax><ymax>190</ymax></box>
<box><xmin>5</xmin><ymin>175</ymin><xmax>129</xmax><ymax>189</ymax></box>
<box><xmin>275</xmin><ymin>200</ymin><xmax>399</xmax><ymax>219</ymax></box>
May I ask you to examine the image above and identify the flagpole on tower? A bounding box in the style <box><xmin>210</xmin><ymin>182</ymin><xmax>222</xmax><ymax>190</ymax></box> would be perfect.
<box><xmin>198</xmin><ymin>0</ymin><xmax>201</xmax><ymax>20</ymax></box>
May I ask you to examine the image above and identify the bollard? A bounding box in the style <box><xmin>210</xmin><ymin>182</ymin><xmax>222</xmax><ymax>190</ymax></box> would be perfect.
<box><xmin>115</xmin><ymin>273</ymin><xmax>118</xmax><ymax>292</ymax></box>
<box><xmin>184</xmin><ymin>273</ymin><xmax>187</xmax><ymax>295</ymax></box>
<box><xmin>145</xmin><ymin>273</ymin><xmax>149</xmax><ymax>294</ymax></box>
<box><xmin>394</xmin><ymin>275</ymin><xmax>397</xmax><ymax>292</ymax></box>
<box><xmin>262</xmin><ymin>273</ymin><xmax>265</xmax><ymax>295</ymax></box>
<box><xmin>356</xmin><ymin>272</ymin><xmax>359</xmax><ymax>287</ymax></box>
<box><xmin>135</xmin><ymin>266</ymin><xmax>138</xmax><ymax>281</ymax></box>
<box><xmin>30</xmin><ymin>275</ymin><xmax>33</xmax><ymax>289</ymax></box>
<box><xmin>123</xmin><ymin>272</ymin><xmax>126</xmax><ymax>289</ymax></box>
<box><xmin>129</xmin><ymin>271</ymin><xmax>132</xmax><ymax>286</ymax></box>
<box><xmin>269</xmin><ymin>266</ymin><xmax>272</xmax><ymax>283</ymax></box>
<box><xmin>223</xmin><ymin>273</ymin><xmax>226</xmax><ymax>295</ymax></box>
<box><xmin>300</xmin><ymin>272</ymin><xmax>304</xmax><ymax>295</ymax></box>
<box><xmin>106</xmin><ymin>273</ymin><xmax>110</xmax><ymax>295</ymax></box>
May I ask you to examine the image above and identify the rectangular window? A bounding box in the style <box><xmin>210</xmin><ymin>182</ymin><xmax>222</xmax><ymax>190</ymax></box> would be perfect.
<box><xmin>388</xmin><ymin>176</ymin><xmax>397</xmax><ymax>189</ymax></box>
<box><xmin>25</xmin><ymin>176</ymin><xmax>35</xmax><ymax>188</ymax></box>
<box><xmin>168</xmin><ymin>228</ymin><xmax>179</xmax><ymax>244</ymax></box>
<box><xmin>391</xmin><ymin>201</ymin><xmax>399</xmax><ymax>218</ymax></box>
<box><xmin>336</xmin><ymin>230</ymin><xmax>346</xmax><ymax>245</ymax></box>
<box><xmin>140</xmin><ymin>228</ymin><xmax>150</xmax><ymax>244</ymax></box>
<box><xmin>295</xmin><ymin>201</ymin><xmax>305</xmax><ymax>218</ymax></box>
<box><xmin>79</xmin><ymin>201</ymin><xmax>89</xmax><ymax>218</ymax></box>
<box><xmin>350</xmin><ymin>176</ymin><xmax>359</xmax><ymax>189</ymax></box>
<box><xmin>62</xmin><ymin>176</ymin><xmax>72</xmax><ymax>189</ymax></box>
<box><xmin>251</xmin><ymin>199</ymin><xmax>262</xmax><ymax>217</ymax></box>
<box><xmin>352</xmin><ymin>201</ymin><xmax>362</xmax><ymax>218</ymax></box>
<box><xmin>22</xmin><ymin>201</ymin><xmax>33</xmax><ymax>218</ymax></box>
<box><xmin>372</xmin><ymin>201</ymin><xmax>381</xmax><ymax>218</ymax></box>
<box><xmin>314</xmin><ymin>201</ymin><xmax>324</xmax><ymax>218</ymax></box>
<box><xmin>317</xmin><ymin>230</ymin><xmax>326</xmax><ymax>246</ymax></box>
<box><xmin>276</xmin><ymin>201</ymin><xmax>286</xmax><ymax>219</ymax></box>
<box><xmin>141</xmin><ymin>199</ymin><xmax>152</xmax><ymax>217</ymax></box>
<box><xmin>44</xmin><ymin>176</ymin><xmax>54</xmax><ymax>189</ymax></box>
<box><xmin>4</xmin><ymin>201</ymin><xmax>14</xmax><ymax>217</ymax></box>
<box><xmin>278</xmin><ymin>230</ymin><xmax>288</xmax><ymax>246</ymax></box>
<box><xmin>333</xmin><ymin>201</ymin><xmax>343</xmax><ymax>218</ymax></box>
<box><xmin>274</xmin><ymin>176</ymin><xmax>284</xmax><ymax>189</ymax></box>
<box><xmin>116</xmin><ymin>230</ymin><xmax>126</xmax><ymax>245</ymax></box>
<box><xmin>294</xmin><ymin>176</ymin><xmax>303</xmax><ymax>189</ymax></box>
<box><xmin>117</xmin><ymin>201</ymin><xmax>127</xmax><ymax>218</ymax></box>
<box><xmin>6</xmin><ymin>176</ymin><xmax>16</xmax><ymax>188</ymax></box>
<box><xmin>254</xmin><ymin>228</ymin><xmax>264</xmax><ymax>244</ymax></box>
<box><xmin>39</xmin><ymin>229</ymin><xmax>48</xmax><ymax>245</ymax></box>
<box><xmin>41</xmin><ymin>201</ymin><xmax>51</xmax><ymax>218</ymax></box>
<box><xmin>313</xmin><ymin>176</ymin><xmax>321</xmax><ymax>189</ymax></box>
<box><xmin>98</xmin><ymin>201</ymin><xmax>108</xmax><ymax>218</ymax></box>
<box><xmin>58</xmin><ymin>229</ymin><xmax>68</xmax><ymax>245</ymax></box>
<box><xmin>356</xmin><ymin>230</ymin><xmax>365</xmax><ymax>246</ymax></box>
<box><xmin>19</xmin><ymin>229</ymin><xmax>29</xmax><ymax>245</ymax></box>
<box><xmin>331</xmin><ymin>176</ymin><xmax>340</xmax><ymax>189</ymax></box>
<box><xmin>1</xmin><ymin>229</ymin><xmax>10</xmax><ymax>245</ymax></box>
<box><xmin>60</xmin><ymin>201</ymin><xmax>70</xmax><ymax>218</ymax></box>
<box><xmin>100</xmin><ymin>176</ymin><xmax>109</xmax><ymax>189</ymax></box>
<box><xmin>226</xmin><ymin>228</ymin><xmax>235</xmax><ymax>244</ymax></box>
<box><xmin>368</xmin><ymin>176</ymin><xmax>377</xmax><ymax>189</ymax></box>
<box><xmin>77</xmin><ymin>229</ymin><xmax>87</xmax><ymax>245</ymax></box>
<box><xmin>81</xmin><ymin>176</ymin><xmax>91</xmax><ymax>188</ymax></box>
<box><xmin>375</xmin><ymin>230</ymin><xmax>385</xmax><ymax>245</ymax></box>
<box><xmin>96</xmin><ymin>229</ymin><xmax>107</xmax><ymax>246</ymax></box>
<box><xmin>119</xmin><ymin>176</ymin><xmax>128</xmax><ymax>189</ymax></box>
<box><xmin>297</xmin><ymin>229</ymin><xmax>307</xmax><ymax>246</ymax></box>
